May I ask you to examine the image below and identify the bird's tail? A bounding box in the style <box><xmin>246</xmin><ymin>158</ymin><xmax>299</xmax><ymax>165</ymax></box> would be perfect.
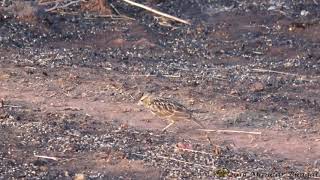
<box><xmin>190</xmin><ymin>116</ymin><xmax>206</xmax><ymax>129</ymax></box>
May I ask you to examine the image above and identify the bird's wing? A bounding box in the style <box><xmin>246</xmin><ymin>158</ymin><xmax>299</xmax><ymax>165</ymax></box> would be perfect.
<box><xmin>149</xmin><ymin>99</ymin><xmax>174</xmax><ymax>117</ymax></box>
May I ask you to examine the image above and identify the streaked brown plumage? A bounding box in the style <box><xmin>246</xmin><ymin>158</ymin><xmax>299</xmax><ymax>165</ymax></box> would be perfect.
<box><xmin>138</xmin><ymin>94</ymin><xmax>205</xmax><ymax>131</ymax></box>
<box><xmin>138</xmin><ymin>94</ymin><xmax>220</xmax><ymax>152</ymax></box>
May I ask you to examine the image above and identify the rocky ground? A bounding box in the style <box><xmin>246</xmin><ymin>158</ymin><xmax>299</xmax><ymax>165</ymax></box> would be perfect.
<box><xmin>0</xmin><ymin>0</ymin><xmax>320</xmax><ymax>179</ymax></box>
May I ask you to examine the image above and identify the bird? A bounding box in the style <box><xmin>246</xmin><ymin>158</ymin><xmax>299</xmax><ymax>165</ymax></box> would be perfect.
<box><xmin>138</xmin><ymin>93</ymin><xmax>206</xmax><ymax>132</ymax></box>
<box><xmin>138</xmin><ymin>93</ymin><xmax>220</xmax><ymax>153</ymax></box>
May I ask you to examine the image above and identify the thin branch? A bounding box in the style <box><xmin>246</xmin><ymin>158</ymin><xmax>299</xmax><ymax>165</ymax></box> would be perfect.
<box><xmin>34</xmin><ymin>154</ymin><xmax>59</xmax><ymax>161</ymax></box>
<box><xmin>110</xmin><ymin>3</ymin><xmax>121</xmax><ymax>15</ymax></box>
<box><xmin>198</xmin><ymin>129</ymin><xmax>262</xmax><ymax>135</ymax></box>
<box><xmin>121</xmin><ymin>0</ymin><xmax>191</xmax><ymax>25</ymax></box>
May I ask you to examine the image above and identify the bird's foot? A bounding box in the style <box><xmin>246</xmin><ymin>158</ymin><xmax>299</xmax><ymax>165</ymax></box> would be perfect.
<box><xmin>212</xmin><ymin>145</ymin><xmax>222</xmax><ymax>155</ymax></box>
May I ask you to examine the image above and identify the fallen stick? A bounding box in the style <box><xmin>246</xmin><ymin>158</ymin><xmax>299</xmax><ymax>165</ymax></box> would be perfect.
<box><xmin>198</xmin><ymin>129</ymin><xmax>262</xmax><ymax>135</ymax></box>
<box><xmin>110</xmin><ymin>3</ymin><xmax>121</xmax><ymax>15</ymax></box>
<box><xmin>34</xmin><ymin>155</ymin><xmax>59</xmax><ymax>161</ymax></box>
<box><xmin>121</xmin><ymin>0</ymin><xmax>191</xmax><ymax>25</ymax></box>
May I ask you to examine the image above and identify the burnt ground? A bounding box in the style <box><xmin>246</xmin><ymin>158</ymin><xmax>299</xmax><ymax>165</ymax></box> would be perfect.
<box><xmin>1</xmin><ymin>0</ymin><xmax>320</xmax><ymax>179</ymax></box>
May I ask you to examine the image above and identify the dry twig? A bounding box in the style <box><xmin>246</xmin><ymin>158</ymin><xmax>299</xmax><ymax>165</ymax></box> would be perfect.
<box><xmin>110</xmin><ymin>3</ymin><xmax>121</xmax><ymax>15</ymax></box>
<box><xmin>34</xmin><ymin>154</ymin><xmax>59</xmax><ymax>161</ymax></box>
<box><xmin>198</xmin><ymin>129</ymin><xmax>262</xmax><ymax>135</ymax></box>
<box><xmin>121</xmin><ymin>0</ymin><xmax>191</xmax><ymax>25</ymax></box>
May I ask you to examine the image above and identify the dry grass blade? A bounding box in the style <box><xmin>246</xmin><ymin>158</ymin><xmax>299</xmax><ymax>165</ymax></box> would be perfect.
<box><xmin>198</xmin><ymin>129</ymin><xmax>262</xmax><ymax>135</ymax></box>
<box><xmin>121</xmin><ymin>0</ymin><xmax>191</xmax><ymax>25</ymax></box>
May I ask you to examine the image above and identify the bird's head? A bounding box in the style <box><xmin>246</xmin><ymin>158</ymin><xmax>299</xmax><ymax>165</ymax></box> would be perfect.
<box><xmin>138</xmin><ymin>93</ymin><xmax>152</xmax><ymax>107</ymax></box>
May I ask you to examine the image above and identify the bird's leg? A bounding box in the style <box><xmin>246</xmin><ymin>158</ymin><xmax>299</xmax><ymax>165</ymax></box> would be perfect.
<box><xmin>206</xmin><ymin>133</ymin><xmax>213</xmax><ymax>144</ymax></box>
<box><xmin>162</xmin><ymin>121</ymin><xmax>175</xmax><ymax>132</ymax></box>
<box><xmin>205</xmin><ymin>133</ymin><xmax>221</xmax><ymax>155</ymax></box>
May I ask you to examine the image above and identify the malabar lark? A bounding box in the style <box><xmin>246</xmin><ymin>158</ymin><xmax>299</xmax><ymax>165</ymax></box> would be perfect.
<box><xmin>138</xmin><ymin>94</ymin><xmax>205</xmax><ymax>131</ymax></box>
